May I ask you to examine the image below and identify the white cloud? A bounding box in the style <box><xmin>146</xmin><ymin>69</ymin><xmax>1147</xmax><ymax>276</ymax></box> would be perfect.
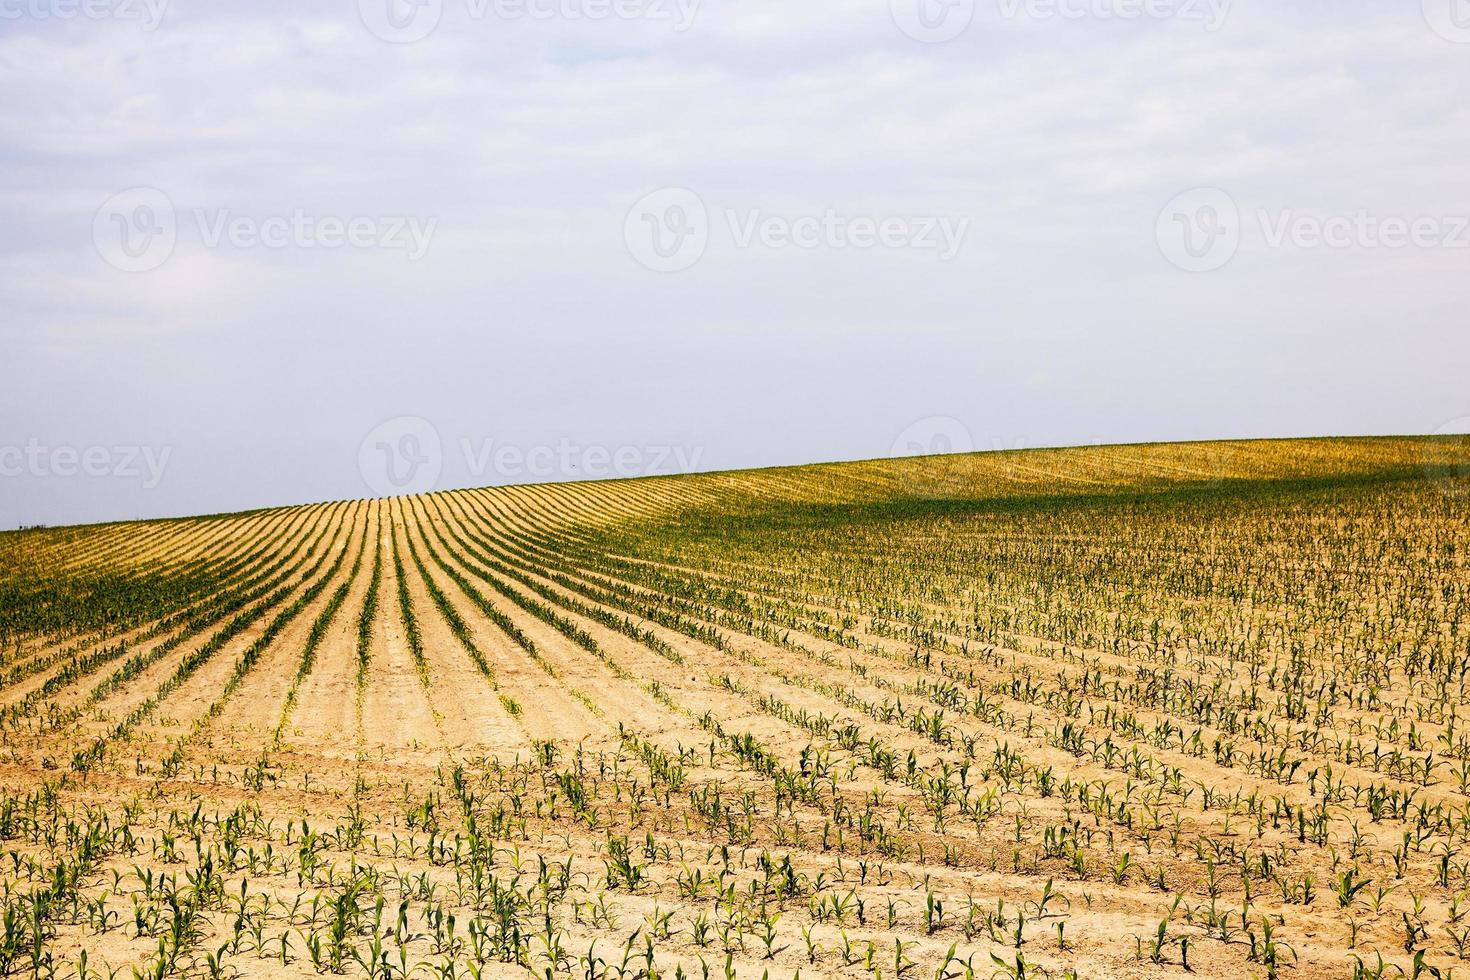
<box><xmin>2</xmin><ymin>2</ymin><xmax>1467</xmax><ymax>524</ymax></box>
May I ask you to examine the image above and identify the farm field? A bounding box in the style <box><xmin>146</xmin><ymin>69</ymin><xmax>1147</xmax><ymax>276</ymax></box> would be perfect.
<box><xmin>3</xmin><ymin>436</ymin><xmax>1470</xmax><ymax>980</ymax></box>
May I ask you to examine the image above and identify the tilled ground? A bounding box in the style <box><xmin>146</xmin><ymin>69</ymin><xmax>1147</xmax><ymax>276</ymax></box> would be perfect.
<box><xmin>2</xmin><ymin>437</ymin><xmax>1469</xmax><ymax>979</ymax></box>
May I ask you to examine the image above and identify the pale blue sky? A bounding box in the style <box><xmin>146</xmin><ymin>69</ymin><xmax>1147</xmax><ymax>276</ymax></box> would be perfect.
<box><xmin>3</xmin><ymin>1</ymin><xmax>1469</xmax><ymax>526</ymax></box>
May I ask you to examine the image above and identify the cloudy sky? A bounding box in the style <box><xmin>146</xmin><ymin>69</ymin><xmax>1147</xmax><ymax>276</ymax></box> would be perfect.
<box><xmin>3</xmin><ymin>0</ymin><xmax>1468</xmax><ymax>527</ymax></box>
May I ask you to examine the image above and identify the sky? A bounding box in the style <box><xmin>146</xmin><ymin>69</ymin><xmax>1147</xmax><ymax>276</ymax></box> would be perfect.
<box><xmin>3</xmin><ymin>0</ymin><xmax>1469</xmax><ymax>527</ymax></box>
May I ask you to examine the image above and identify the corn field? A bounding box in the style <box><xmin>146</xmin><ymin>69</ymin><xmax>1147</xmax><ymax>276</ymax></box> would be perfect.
<box><xmin>3</xmin><ymin>436</ymin><xmax>1470</xmax><ymax>980</ymax></box>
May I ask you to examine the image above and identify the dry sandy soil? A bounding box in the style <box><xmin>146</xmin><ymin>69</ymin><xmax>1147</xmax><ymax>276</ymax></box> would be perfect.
<box><xmin>2</xmin><ymin>436</ymin><xmax>1469</xmax><ymax>980</ymax></box>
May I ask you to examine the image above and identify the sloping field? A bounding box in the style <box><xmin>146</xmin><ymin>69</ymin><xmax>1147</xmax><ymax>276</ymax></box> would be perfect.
<box><xmin>2</xmin><ymin>437</ymin><xmax>1469</xmax><ymax>979</ymax></box>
